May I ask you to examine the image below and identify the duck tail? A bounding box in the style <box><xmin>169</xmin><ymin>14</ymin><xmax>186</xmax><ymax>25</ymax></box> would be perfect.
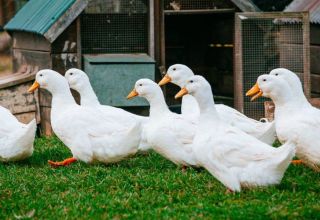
<box><xmin>3</xmin><ymin>119</ymin><xmax>36</xmax><ymax>161</ymax></box>
<box><xmin>274</xmin><ymin>140</ymin><xmax>296</xmax><ymax>172</ymax></box>
<box><xmin>258</xmin><ymin>121</ymin><xmax>277</xmax><ymax>145</ymax></box>
<box><xmin>15</xmin><ymin>119</ymin><xmax>37</xmax><ymax>149</ymax></box>
<box><xmin>124</xmin><ymin>120</ymin><xmax>142</xmax><ymax>153</ymax></box>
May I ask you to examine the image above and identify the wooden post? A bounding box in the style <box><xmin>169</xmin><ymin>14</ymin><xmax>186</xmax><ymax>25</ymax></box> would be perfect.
<box><xmin>234</xmin><ymin>13</ymin><xmax>244</xmax><ymax>113</ymax></box>
<box><xmin>0</xmin><ymin>0</ymin><xmax>3</xmax><ymax>26</ymax></box>
<box><xmin>303</xmin><ymin>12</ymin><xmax>311</xmax><ymax>98</ymax></box>
<box><xmin>149</xmin><ymin>0</ymin><xmax>155</xmax><ymax>59</ymax></box>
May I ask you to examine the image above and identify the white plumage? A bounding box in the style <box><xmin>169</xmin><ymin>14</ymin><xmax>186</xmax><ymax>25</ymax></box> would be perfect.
<box><xmin>0</xmin><ymin>106</ymin><xmax>36</xmax><ymax>161</ymax></box>
<box><xmin>64</xmin><ymin>68</ymin><xmax>150</xmax><ymax>151</ymax></box>
<box><xmin>251</xmin><ymin>68</ymin><xmax>320</xmax><ymax>171</ymax></box>
<box><xmin>127</xmin><ymin>78</ymin><xmax>197</xmax><ymax>167</ymax></box>
<box><xmin>159</xmin><ymin>64</ymin><xmax>276</xmax><ymax>145</ymax></box>
<box><xmin>29</xmin><ymin>69</ymin><xmax>140</xmax><ymax>165</ymax></box>
<box><xmin>177</xmin><ymin>75</ymin><xmax>295</xmax><ymax>192</ymax></box>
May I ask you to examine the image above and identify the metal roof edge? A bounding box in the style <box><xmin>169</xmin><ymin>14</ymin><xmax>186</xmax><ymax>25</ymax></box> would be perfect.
<box><xmin>44</xmin><ymin>0</ymin><xmax>88</xmax><ymax>43</ymax></box>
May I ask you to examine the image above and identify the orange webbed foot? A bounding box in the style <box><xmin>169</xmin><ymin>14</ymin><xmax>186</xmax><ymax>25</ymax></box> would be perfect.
<box><xmin>291</xmin><ymin>159</ymin><xmax>304</xmax><ymax>165</ymax></box>
<box><xmin>225</xmin><ymin>188</ymin><xmax>235</xmax><ymax>194</ymax></box>
<box><xmin>48</xmin><ymin>157</ymin><xmax>77</xmax><ymax>167</ymax></box>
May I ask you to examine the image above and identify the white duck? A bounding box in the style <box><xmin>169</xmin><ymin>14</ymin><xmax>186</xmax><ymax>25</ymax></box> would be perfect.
<box><xmin>0</xmin><ymin>106</ymin><xmax>36</xmax><ymax>161</ymax></box>
<box><xmin>175</xmin><ymin>75</ymin><xmax>295</xmax><ymax>192</ymax></box>
<box><xmin>64</xmin><ymin>68</ymin><xmax>150</xmax><ymax>151</ymax></box>
<box><xmin>247</xmin><ymin>70</ymin><xmax>320</xmax><ymax>171</ymax></box>
<box><xmin>159</xmin><ymin>64</ymin><xmax>276</xmax><ymax>145</ymax></box>
<box><xmin>127</xmin><ymin>79</ymin><xmax>197</xmax><ymax>167</ymax></box>
<box><xmin>28</xmin><ymin>69</ymin><xmax>141</xmax><ymax>166</ymax></box>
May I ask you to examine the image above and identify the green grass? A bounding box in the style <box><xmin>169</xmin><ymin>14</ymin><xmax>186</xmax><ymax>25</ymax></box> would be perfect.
<box><xmin>0</xmin><ymin>136</ymin><xmax>319</xmax><ymax>219</ymax></box>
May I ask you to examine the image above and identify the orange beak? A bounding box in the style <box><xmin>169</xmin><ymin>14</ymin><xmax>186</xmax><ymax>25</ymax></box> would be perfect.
<box><xmin>127</xmin><ymin>89</ymin><xmax>139</xmax><ymax>99</ymax></box>
<box><xmin>28</xmin><ymin>81</ymin><xmax>40</xmax><ymax>93</ymax></box>
<box><xmin>175</xmin><ymin>87</ymin><xmax>188</xmax><ymax>99</ymax></box>
<box><xmin>246</xmin><ymin>83</ymin><xmax>263</xmax><ymax>101</ymax></box>
<box><xmin>158</xmin><ymin>74</ymin><xmax>172</xmax><ymax>86</ymax></box>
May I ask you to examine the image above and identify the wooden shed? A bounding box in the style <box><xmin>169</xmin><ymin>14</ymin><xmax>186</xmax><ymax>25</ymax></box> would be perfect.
<box><xmin>4</xmin><ymin>0</ymin><xmax>156</xmax><ymax>135</ymax></box>
<box><xmin>284</xmin><ymin>0</ymin><xmax>320</xmax><ymax>97</ymax></box>
<box><xmin>2</xmin><ymin>0</ymin><xmax>312</xmax><ymax>136</ymax></box>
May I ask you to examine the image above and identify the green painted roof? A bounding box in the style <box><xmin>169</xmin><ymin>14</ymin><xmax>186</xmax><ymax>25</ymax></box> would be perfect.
<box><xmin>5</xmin><ymin>0</ymin><xmax>76</xmax><ymax>35</ymax></box>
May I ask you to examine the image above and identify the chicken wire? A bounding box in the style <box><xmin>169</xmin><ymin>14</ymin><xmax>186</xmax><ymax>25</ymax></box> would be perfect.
<box><xmin>81</xmin><ymin>0</ymin><xmax>149</xmax><ymax>54</ymax></box>
<box><xmin>234</xmin><ymin>12</ymin><xmax>310</xmax><ymax>120</ymax></box>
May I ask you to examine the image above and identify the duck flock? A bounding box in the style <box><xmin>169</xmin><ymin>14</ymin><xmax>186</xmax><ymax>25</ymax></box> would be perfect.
<box><xmin>1</xmin><ymin>64</ymin><xmax>319</xmax><ymax>192</ymax></box>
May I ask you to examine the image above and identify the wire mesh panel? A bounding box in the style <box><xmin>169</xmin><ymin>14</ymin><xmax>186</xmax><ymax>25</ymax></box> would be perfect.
<box><xmin>163</xmin><ymin>0</ymin><xmax>234</xmax><ymax>10</ymax></box>
<box><xmin>81</xmin><ymin>0</ymin><xmax>149</xmax><ymax>54</ymax></box>
<box><xmin>234</xmin><ymin>12</ymin><xmax>310</xmax><ymax>120</ymax></box>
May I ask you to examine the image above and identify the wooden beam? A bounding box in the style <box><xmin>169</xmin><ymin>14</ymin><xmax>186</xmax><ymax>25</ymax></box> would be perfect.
<box><xmin>164</xmin><ymin>9</ymin><xmax>235</xmax><ymax>15</ymax></box>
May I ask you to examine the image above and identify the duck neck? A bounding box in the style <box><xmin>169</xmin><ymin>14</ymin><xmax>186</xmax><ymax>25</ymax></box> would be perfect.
<box><xmin>79</xmin><ymin>85</ymin><xmax>100</xmax><ymax>107</ymax></box>
<box><xmin>146</xmin><ymin>89</ymin><xmax>170</xmax><ymax>118</ymax></box>
<box><xmin>272</xmin><ymin>91</ymin><xmax>304</xmax><ymax>110</ymax></box>
<box><xmin>51</xmin><ymin>86</ymin><xmax>77</xmax><ymax>109</ymax></box>
<box><xmin>193</xmin><ymin>91</ymin><xmax>219</xmax><ymax>120</ymax></box>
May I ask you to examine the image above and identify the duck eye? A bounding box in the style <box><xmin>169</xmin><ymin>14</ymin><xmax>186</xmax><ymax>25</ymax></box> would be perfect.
<box><xmin>39</xmin><ymin>74</ymin><xmax>43</xmax><ymax>77</ymax></box>
<box><xmin>275</xmin><ymin>73</ymin><xmax>278</xmax><ymax>76</ymax></box>
<box><xmin>139</xmin><ymin>84</ymin><xmax>143</xmax><ymax>86</ymax></box>
<box><xmin>190</xmin><ymin>80</ymin><xmax>194</xmax><ymax>83</ymax></box>
<box><xmin>263</xmin><ymin>79</ymin><xmax>267</xmax><ymax>82</ymax></box>
<box><xmin>70</xmin><ymin>72</ymin><xmax>73</xmax><ymax>76</ymax></box>
<box><xmin>173</xmin><ymin>68</ymin><xmax>176</xmax><ymax>71</ymax></box>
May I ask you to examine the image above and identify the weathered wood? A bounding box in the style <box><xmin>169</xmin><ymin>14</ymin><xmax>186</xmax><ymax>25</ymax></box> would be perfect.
<box><xmin>265</xmin><ymin>98</ymin><xmax>320</xmax><ymax>120</ymax></box>
<box><xmin>39</xmin><ymin>106</ymin><xmax>53</xmax><ymax>136</ymax></box>
<box><xmin>76</xmin><ymin>17</ymin><xmax>82</xmax><ymax>69</ymax></box>
<box><xmin>51</xmin><ymin>53</ymin><xmax>79</xmax><ymax>74</ymax></box>
<box><xmin>0</xmin><ymin>82</ymin><xmax>38</xmax><ymax>121</ymax></box>
<box><xmin>12</xmin><ymin>49</ymin><xmax>51</xmax><ymax>73</ymax></box>
<box><xmin>234</xmin><ymin>13</ymin><xmax>244</xmax><ymax>112</ymax></box>
<box><xmin>311</xmin><ymin>74</ymin><xmax>320</xmax><ymax>94</ymax></box>
<box><xmin>303</xmin><ymin>12</ymin><xmax>311</xmax><ymax>99</ymax></box>
<box><xmin>12</xmin><ymin>32</ymin><xmax>50</xmax><ymax>52</ymax></box>
<box><xmin>51</xmin><ymin>21</ymin><xmax>77</xmax><ymax>53</ymax></box>
<box><xmin>44</xmin><ymin>0</ymin><xmax>88</xmax><ymax>43</ymax></box>
<box><xmin>15</xmin><ymin>112</ymin><xmax>37</xmax><ymax>124</ymax></box>
<box><xmin>311</xmin><ymin>24</ymin><xmax>320</xmax><ymax>46</ymax></box>
<box><xmin>164</xmin><ymin>9</ymin><xmax>235</xmax><ymax>15</ymax></box>
<box><xmin>149</xmin><ymin>0</ymin><xmax>155</xmax><ymax>58</ymax></box>
<box><xmin>264</xmin><ymin>101</ymin><xmax>275</xmax><ymax>122</ymax></box>
<box><xmin>311</xmin><ymin>45</ymin><xmax>320</xmax><ymax>74</ymax></box>
<box><xmin>39</xmin><ymin>89</ymin><xmax>52</xmax><ymax>108</ymax></box>
<box><xmin>0</xmin><ymin>72</ymin><xmax>35</xmax><ymax>90</ymax></box>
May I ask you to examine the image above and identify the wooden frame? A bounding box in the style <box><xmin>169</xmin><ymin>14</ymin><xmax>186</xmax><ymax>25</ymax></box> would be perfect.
<box><xmin>234</xmin><ymin>12</ymin><xmax>310</xmax><ymax>113</ymax></box>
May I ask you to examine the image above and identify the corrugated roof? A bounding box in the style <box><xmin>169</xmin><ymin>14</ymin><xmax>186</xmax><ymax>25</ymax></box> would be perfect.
<box><xmin>231</xmin><ymin>0</ymin><xmax>261</xmax><ymax>12</ymax></box>
<box><xmin>5</xmin><ymin>0</ymin><xmax>75</xmax><ymax>34</ymax></box>
<box><xmin>284</xmin><ymin>0</ymin><xmax>320</xmax><ymax>24</ymax></box>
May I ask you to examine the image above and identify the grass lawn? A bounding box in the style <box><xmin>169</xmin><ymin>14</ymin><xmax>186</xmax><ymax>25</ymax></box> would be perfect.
<box><xmin>0</xmin><ymin>136</ymin><xmax>319</xmax><ymax>219</ymax></box>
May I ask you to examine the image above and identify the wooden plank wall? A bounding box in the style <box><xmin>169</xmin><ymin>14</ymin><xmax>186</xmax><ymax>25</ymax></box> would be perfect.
<box><xmin>310</xmin><ymin>24</ymin><xmax>320</xmax><ymax>97</ymax></box>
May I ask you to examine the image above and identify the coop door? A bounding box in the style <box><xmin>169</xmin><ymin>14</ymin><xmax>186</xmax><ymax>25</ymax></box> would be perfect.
<box><xmin>234</xmin><ymin>12</ymin><xmax>310</xmax><ymax>120</ymax></box>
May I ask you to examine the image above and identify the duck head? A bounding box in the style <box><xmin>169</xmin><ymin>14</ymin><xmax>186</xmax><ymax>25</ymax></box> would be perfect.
<box><xmin>246</xmin><ymin>74</ymin><xmax>292</xmax><ymax>101</ymax></box>
<box><xmin>65</xmin><ymin>68</ymin><xmax>90</xmax><ymax>92</ymax></box>
<box><xmin>268</xmin><ymin>68</ymin><xmax>307</xmax><ymax>101</ymax></box>
<box><xmin>127</xmin><ymin>78</ymin><xmax>162</xmax><ymax>100</ymax></box>
<box><xmin>28</xmin><ymin>69</ymin><xmax>69</xmax><ymax>94</ymax></box>
<box><xmin>175</xmin><ymin>75</ymin><xmax>212</xmax><ymax>100</ymax></box>
<box><xmin>158</xmin><ymin>64</ymin><xmax>194</xmax><ymax>88</ymax></box>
